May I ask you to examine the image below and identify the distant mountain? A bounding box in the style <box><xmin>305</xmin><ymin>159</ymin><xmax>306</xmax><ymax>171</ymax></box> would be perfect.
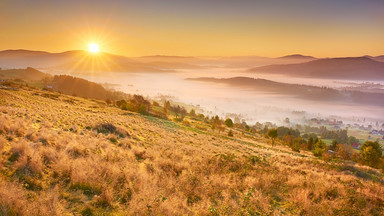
<box><xmin>249</xmin><ymin>57</ymin><xmax>384</xmax><ymax>80</ymax></box>
<box><xmin>0</xmin><ymin>50</ymin><xmax>176</xmax><ymax>72</ymax></box>
<box><xmin>0</xmin><ymin>67</ymin><xmax>51</xmax><ymax>80</ymax></box>
<box><xmin>372</xmin><ymin>55</ymin><xmax>384</xmax><ymax>62</ymax></box>
<box><xmin>0</xmin><ymin>49</ymin><xmax>50</xmax><ymax>57</ymax></box>
<box><xmin>206</xmin><ymin>55</ymin><xmax>317</xmax><ymax>68</ymax></box>
<box><xmin>187</xmin><ymin>76</ymin><xmax>384</xmax><ymax>107</ymax></box>
<box><xmin>0</xmin><ymin>50</ymin><xmax>320</xmax><ymax>70</ymax></box>
<box><xmin>0</xmin><ymin>49</ymin><xmax>85</xmax><ymax>68</ymax></box>
<box><xmin>277</xmin><ymin>54</ymin><xmax>316</xmax><ymax>61</ymax></box>
<box><xmin>53</xmin><ymin>53</ymin><xmax>169</xmax><ymax>73</ymax></box>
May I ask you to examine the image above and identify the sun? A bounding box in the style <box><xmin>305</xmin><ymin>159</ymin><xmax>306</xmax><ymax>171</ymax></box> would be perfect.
<box><xmin>88</xmin><ymin>43</ymin><xmax>100</xmax><ymax>53</ymax></box>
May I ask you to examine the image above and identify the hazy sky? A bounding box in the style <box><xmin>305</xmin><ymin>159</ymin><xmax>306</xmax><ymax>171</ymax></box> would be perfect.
<box><xmin>1</xmin><ymin>0</ymin><xmax>383</xmax><ymax>57</ymax></box>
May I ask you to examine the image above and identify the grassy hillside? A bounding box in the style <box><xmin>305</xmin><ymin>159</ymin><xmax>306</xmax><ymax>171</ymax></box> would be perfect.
<box><xmin>0</xmin><ymin>86</ymin><xmax>383</xmax><ymax>215</ymax></box>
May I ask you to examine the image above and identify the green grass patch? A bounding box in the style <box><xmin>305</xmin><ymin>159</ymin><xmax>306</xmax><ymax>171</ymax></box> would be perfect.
<box><xmin>144</xmin><ymin>115</ymin><xmax>181</xmax><ymax>131</ymax></box>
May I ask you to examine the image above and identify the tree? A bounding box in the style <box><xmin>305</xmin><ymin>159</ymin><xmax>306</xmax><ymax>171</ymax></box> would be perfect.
<box><xmin>163</xmin><ymin>100</ymin><xmax>171</xmax><ymax>114</ymax></box>
<box><xmin>224</xmin><ymin>118</ymin><xmax>234</xmax><ymax>128</ymax></box>
<box><xmin>331</xmin><ymin>140</ymin><xmax>338</xmax><ymax>151</ymax></box>
<box><xmin>307</xmin><ymin>137</ymin><xmax>314</xmax><ymax>150</ymax></box>
<box><xmin>267</xmin><ymin>129</ymin><xmax>278</xmax><ymax>147</ymax></box>
<box><xmin>313</xmin><ymin>139</ymin><xmax>326</xmax><ymax>157</ymax></box>
<box><xmin>284</xmin><ymin>134</ymin><xmax>293</xmax><ymax>146</ymax></box>
<box><xmin>116</xmin><ymin>100</ymin><xmax>127</xmax><ymax>108</ymax></box>
<box><xmin>347</xmin><ymin>136</ymin><xmax>359</xmax><ymax>145</ymax></box>
<box><xmin>360</xmin><ymin>141</ymin><xmax>382</xmax><ymax>168</ymax></box>
<box><xmin>189</xmin><ymin>109</ymin><xmax>196</xmax><ymax>117</ymax></box>
<box><xmin>336</xmin><ymin>144</ymin><xmax>352</xmax><ymax>160</ymax></box>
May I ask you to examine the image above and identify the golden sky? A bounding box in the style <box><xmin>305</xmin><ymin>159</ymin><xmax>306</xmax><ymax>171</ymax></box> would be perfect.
<box><xmin>1</xmin><ymin>0</ymin><xmax>384</xmax><ymax>57</ymax></box>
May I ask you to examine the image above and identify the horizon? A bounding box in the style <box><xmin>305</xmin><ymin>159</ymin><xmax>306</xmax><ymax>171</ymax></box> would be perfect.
<box><xmin>1</xmin><ymin>48</ymin><xmax>383</xmax><ymax>59</ymax></box>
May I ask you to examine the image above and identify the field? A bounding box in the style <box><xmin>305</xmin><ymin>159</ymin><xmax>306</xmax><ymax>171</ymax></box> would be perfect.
<box><xmin>0</xmin><ymin>86</ymin><xmax>384</xmax><ymax>215</ymax></box>
<box><xmin>348</xmin><ymin>129</ymin><xmax>384</xmax><ymax>147</ymax></box>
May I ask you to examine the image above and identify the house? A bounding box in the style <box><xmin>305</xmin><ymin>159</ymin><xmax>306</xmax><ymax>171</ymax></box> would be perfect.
<box><xmin>370</xmin><ymin>130</ymin><xmax>380</xmax><ymax>135</ymax></box>
<box><xmin>351</xmin><ymin>143</ymin><xmax>360</xmax><ymax>149</ymax></box>
<box><xmin>370</xmin><ymin>130</ymin><xmax>384</xmax><ymax>136</ymax></box>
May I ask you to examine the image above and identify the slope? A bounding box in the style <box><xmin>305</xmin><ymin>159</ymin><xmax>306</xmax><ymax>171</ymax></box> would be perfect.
<box><xmin>0</xmin><ymin>87</ymin><xmax>383</xmax><ymax>215</ymax></box>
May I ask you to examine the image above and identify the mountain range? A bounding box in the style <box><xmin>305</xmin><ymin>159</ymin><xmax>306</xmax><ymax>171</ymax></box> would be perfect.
<box><xmin>0</xmin><ymin>50</ymin><xmax>319</xmax><ymax>71</ymax></box>
<box><xmin>249</xmin><ymin>57</ymin><xmax>384</xmax><ymax>80</ymax></box>
<box><xmin>1</xmin><ymin>50</ymin><xmax>384</xmax><ymax>80</ymax></box>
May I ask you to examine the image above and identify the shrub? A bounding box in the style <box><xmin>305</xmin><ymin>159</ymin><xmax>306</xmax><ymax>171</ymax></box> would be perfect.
<box><xmin>94</xmin><ymin>123</ymin><xmax>129</xmax><ymax>138</ymax></box>
<box><xmin>228</xmin><ymin>130</ymin><xmax>234</xmax><ymax>137</ymax></box>
<box><xmin>70</xmin><ymin>183</ymin><xmax>102</xmax><ymax>197</ymax></box>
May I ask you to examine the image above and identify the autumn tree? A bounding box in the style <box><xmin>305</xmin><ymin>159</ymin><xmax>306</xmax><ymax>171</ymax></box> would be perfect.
<box><xmin>267</xmin><ymin>129</ymin><xmax>278</xmax><ymax>147</ymax></box>
<box><xmin>336</xmin><ymin>144</ymin><xmax>352</xmax><ymax>160</ymax></box>
<box><xmin>313</xmin><ymin>139</ymin><xmax>326</xmax><ymax>157</ymax></box>
<box><xmin>360</xmin><ymin>141</ymin><xmax>382</xmax><ymax>168</ymax></box>
<box><xmin>189</xmin><ymin>109</ymin><xmax>196</xmax><ymax>117</ymax></box>
<box><xmin>307</xmin><ymin>137</ymin><xmax>314</xmax><ymax>150</ymax></box>
<box><xmin>291</xmin><ymin>138</ymin><xmax>301</xmax><ymax>152</ymax></box>
<box><xmin>163</xmin><ymin>100</ymin><xmax>171</xmax><ymax>114</ymax></box>
<box><xmin>331</xmin><ymin>140</ymin><xmax>338</xmax><ymax>151</ymax></box>
<box><xmin>224</xmin><ymin>118</ymin><xmax>234</xmax><ymax>128</ymax></box>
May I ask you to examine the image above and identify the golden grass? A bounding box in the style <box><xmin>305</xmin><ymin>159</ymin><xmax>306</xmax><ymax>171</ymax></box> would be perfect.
<box><xmin>0</xmin><ymin>87</ymin><xmax>383</xmax><ymax>215</ymax></box>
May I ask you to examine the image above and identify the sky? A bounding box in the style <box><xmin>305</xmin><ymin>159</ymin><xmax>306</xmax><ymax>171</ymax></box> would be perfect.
<box><xmin>1</xmin><ymin>0</ymin><xmax>384</xmax><ymax>57</ymax></box>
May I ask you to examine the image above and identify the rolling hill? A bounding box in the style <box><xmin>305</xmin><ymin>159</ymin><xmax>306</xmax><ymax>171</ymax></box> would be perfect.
<box><xmin>0</xmin><ymin>67</ymin><xmax>51</xmax><ymax>80</ymax></box>
<box><xmin>249</xmin><ymin>57</ymin><xmax>384</xmax><ymax>80</ymax></box>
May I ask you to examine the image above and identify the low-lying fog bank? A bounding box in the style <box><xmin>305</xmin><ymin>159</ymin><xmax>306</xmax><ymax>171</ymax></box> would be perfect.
<box><xmin>45</xmin><ymin>68</ymin><xmax>384</xmax><ymax>125</ymax></box>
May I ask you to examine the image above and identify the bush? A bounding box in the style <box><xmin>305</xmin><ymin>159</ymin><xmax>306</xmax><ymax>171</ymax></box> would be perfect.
<box><xmin>228</xmin><ymin>130</ymin><xmax>234</xmax><ymax>137</ymax></box>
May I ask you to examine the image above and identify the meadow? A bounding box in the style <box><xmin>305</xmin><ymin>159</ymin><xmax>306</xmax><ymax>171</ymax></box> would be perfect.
<box><xmin>0</xmin><ymin>86</ymin><xmax>383</xmax><ymax>215</ymax></box>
